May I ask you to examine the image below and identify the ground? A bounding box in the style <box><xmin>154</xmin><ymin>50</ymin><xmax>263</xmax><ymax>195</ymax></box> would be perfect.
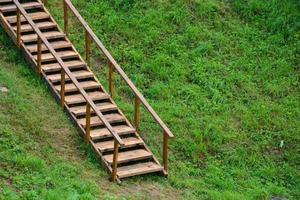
<box><xmin>0</xmin><ymin>0</ymin><xmax>299</xmax><ymax>199</ymax></box>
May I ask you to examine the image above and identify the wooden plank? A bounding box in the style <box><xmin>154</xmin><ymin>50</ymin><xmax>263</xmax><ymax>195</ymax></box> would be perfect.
<box><xmin>13</xmin><ymin>21</ymin><xmax>56</xmax><ymax>32</ymax></box>
<box><xmin>55</xmin><ymin>80</ymin><xmax>100</xmax><ymax>92</ymax></box>
<box><xmin>26</xmin><ymin>40</ymin><xmax>72</xmax><ymax>53</ymax></box>
<box><xmin>78</xmin><ymin>113</ymin><xmax>125</xmax><ymax>127</ymax></box>
<box><xmin>70</xmin><ymin>102</ymin><xmax>117</xmax><ymax>116</ymax></box>
<box><xmin>47</xmin><ymin>70</ymin><xmax>93</xmax><ymax>83</ymax></box>
<box><xmin>90</xmin><ymin>125</ymin><xmax>135</xmax><ymax>140</ymax></box>
<box><xmin>64</xmin><ymin>91</ymin><xmax>108</xmax><ymax>105</ymax></box>
<box><xmin>104</xmin><ymin>149</ymin><xmax>152</xmax><ymax>165</ymax></box>
<box><xmin>117</xmin><ymin>162</ymin><xmax>163</xmax><ymax>178</ymax></box>
<box><xmin>6</xmin><ymin>12</ymin><xmax>49</xmax><ymax>23</ymax></box>
<box><xmin>0</xmin><ymin>2</ymin><xmax>42</xmax><ymax>12</ymax></box>
<box><xmin>21</xmin><ymin>31</ymin><xmax>65</xmax><ymax>43</ymax></box>
<box><xmin>33</xmin><ymin>50</ymin><xmax>78</xmax><ymax>62</ymax></box>
<box><xmin>94</xmin><ymin>137</ymin><xmax>143</xmax><ymax>152</ymax></box>
<box><xmin>41</xmin><ymin>60</ymin><xmax>85</xmax><ymax>72</ymax></box>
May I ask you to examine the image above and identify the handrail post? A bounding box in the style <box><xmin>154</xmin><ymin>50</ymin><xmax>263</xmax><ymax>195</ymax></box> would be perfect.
<box><xmin>112</xmin><ymin>140</ymin><xmax>119</xmax><ymax>181</ymax></box>
<box><xmin>108</xmin><ymin>62</ymin><xmax>114</xmax><ymax>98</ymax></box>
<box><xmin>134</xmin><ymin>95</ymin><xmax>139</xmax><ymax>130</ymax></box>
<box><xmin>16</xmin><ymin>8</ymin><xmax>21</xmax><ymax>48</ymax></box>
<box><xmin>85</xmin><ymin>30</ymin><xmax>91</xmax><ymax>66</ymax></box>
<box><xmin>85</xmin><ymin>103</ymin><xmax>91</xmax><ymax>143</ymax></box>
<box><xmin>163</xmin><ymin>130</ymin><xmax>168</xmax><ymax>173</ymax></box>
<box><xmin>63</xmin><ymin>0</ymin><xmax>68</xmax><ymax>35</ymax></box>
<box><xmin>37</xmin><ymin>36</ymin><xmax>42</xmax><ymax>74</ymax></box>
<box><xmin>60</xmin><ymin>69</ymin><xmax>65</xmax><ymax>108</ymax></box>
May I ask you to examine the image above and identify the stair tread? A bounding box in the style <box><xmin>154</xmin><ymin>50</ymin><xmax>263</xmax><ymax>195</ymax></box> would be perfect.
<box><xmin>26</xmin><ymin>40</ymin><xmax>72</xmax><ymax>53</ymax></box>
<box><xmin>42</xmin><ymin>60</ymin><xmax>85</xmax><ymax>72</ymax></box>
<box><xmin>104</xmin><ymin>149</ymin><xmax>153</xmax><ymax>164</ymax></box>
<box><xmin>13</xmin><ymin>21</ymin><xmax>56</xmax><ymax>32</ymax></box>
<box><xmin>70</xmin><ymin>102</ymin><xmax>117</xmax><ymax>116</ymax></box>
<box><xmin>55</xmin><ymin>80</ymin><xmax>100</xmax><ymax>92</ymax></box>
<box><xmin>6</xmin><ymin>12</ymin><xmax>50</xmax><ymax>23</ymax></box>
<box><xmin>78</xmin><ymin>113</ymin><xmax>125</xmax><ymax>127</ymax></box>
<box><xmin>90</xmin><ymin>125</ymin><xmax>135</xmax><ymax>140</ymax></box>
<box><xmin>22</xmin><ymin>31</ymin><xmax>65</xmax><ymax>43</ymax></box>
<box><xmin>117</xmin><ymin>162</ymin><xmax>163</xmax><ymax>178</ymax></box>
<box><xmin>94</xmin><ymin>137</ymin><xmax>143</xmax><ymax>152</ymax></box>
<box><xmin>47</xmin><ymin>70</ymin><xmax>93</xmax><ymax>83</ymax></box>
<box><xmin>33</xmin><ymin>50</ymin><xmax>78</xmax><ymax>62</ymax></box>
<box><xmin>0</xmin><ymin>2</ymin><xmax>42</xmax><ymax>12</ymax></box>
<box><xmin>65</xmin><ymin>91</ymin><xmax>109</xmax><ymax>105</ymax></box>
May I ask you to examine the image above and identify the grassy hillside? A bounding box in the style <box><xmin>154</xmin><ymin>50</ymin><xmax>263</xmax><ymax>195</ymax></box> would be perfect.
<box><xmin>1</xmin><ymin>0</ymin><xmax>299</xmax><ymax>199</ymax></box>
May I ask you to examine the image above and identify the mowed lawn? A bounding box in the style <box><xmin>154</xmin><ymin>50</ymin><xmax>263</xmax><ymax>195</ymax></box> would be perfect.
<box><xmin>1</xmin><ymin>0</ymin><xmax>300</xmax><ymax>199</ymax></box>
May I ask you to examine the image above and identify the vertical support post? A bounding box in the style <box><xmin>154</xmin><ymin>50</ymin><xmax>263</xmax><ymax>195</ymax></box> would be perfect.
<box><xmin>60</xmin><ymin>69</ymin><xmax>65</xmax><ymax>108</ymax></box>
<box><xmin>37</xmin><ymin>36</ymin><xmax>42</xmax><ymax>74</ymax></box>
<box><xmin>85</xmin><ymin>103</ymin><xmax>91</xmax><ymax>143</ymax></box>
<box><xmin>111</xmin><ymin>140</ymin><xmax>119</xmax><ymax>181</ymax></box>
<box><xmin>63</xmin><ymin>0</ymin><xmax>68</xmax><ymax>35</ymax></box>
<box><xmin>163</xmin><ymin>130</ymin><xmax>168</xmax><ymax>173</ymax></box>
<box><xmin>16</xmin><ymin>8</ymin><xmax>21</xmax><ymax>48</ymax></box>
<box><xmin>134</xmin><ymin>95</ymin><xmax>139</xmax><ymax>130</ymax></box>
<box><xmin>85</xmin><ymin>30</ymin><xmax>91</xmax><ymax>66</ymax></box>
<box><xmin>108</xmin><ymin>62</ymin><xmax>114</xmax><ymax>98</ymax></box>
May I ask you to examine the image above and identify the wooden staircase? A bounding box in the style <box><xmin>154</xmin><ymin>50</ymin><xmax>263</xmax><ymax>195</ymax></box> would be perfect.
<box><xmin>0</xmin><ymin>0</ymin><xmax>174</xmax><ymax>183</ymax></box>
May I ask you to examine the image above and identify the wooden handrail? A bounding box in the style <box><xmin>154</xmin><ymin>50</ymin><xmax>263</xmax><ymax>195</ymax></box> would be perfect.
<box><xmin>13</xmin><ymin>0</ymin><xmax>125</xmax><ymax>146</ymax></box>
<box><xmin>64</xmin><ymin>0</ymin><xmax>174</xmax><ymax>139</ymax></box>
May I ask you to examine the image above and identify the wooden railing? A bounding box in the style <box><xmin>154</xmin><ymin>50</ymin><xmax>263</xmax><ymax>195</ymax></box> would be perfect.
<box><xmin>63</xmin><ymin>0</ymin><xmax>174</xmax><ymax>174</ymax></box>
<box><xmin>13</xmin><ymin>0</ymin><xmax>124</xmax><ymax>181</ymax></box>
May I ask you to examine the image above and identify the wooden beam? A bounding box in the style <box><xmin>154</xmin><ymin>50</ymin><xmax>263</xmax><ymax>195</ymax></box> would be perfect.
<box><xmin>16</xmin><ymin>8</ymin><xmax>21</xmax><ymax>48</ymax></box>
<box><xmin>85</xmin><ymin>103</ymin><xmax>91</xmax><ymax>143</ymax></box>
<box><xmin>85</xmin><ymin>30</ymin><xmax>90</xmax><ymax>66</ymax></box>
<box><xmin>37</xmin><ymin>36</ymin><xmax>42</xmax><ymax>74</ymax></box>
<box><xmin>111</xmin><ymin>140</ymin><xmax>119</xmax><ymax>182</ymax></box>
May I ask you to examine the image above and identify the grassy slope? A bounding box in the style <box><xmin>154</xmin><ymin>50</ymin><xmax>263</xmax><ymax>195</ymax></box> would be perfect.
<box><xmin>0</xmin><ymin>0</ymin><xmax>299</xmax><ymax>199</ymax></box>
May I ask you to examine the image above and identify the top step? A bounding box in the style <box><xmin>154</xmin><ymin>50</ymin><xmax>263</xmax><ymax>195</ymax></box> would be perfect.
<box><xmin>0</xmin><ymin>2</ymin><xmax>42</xmax><ymax>12</ymax></box>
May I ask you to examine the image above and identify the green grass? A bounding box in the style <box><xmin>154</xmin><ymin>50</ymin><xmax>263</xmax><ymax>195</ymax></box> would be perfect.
<box><xmin>1</xmin><ymin>0</ymin><xmax>300</xmax><ymax>199</ymax></box>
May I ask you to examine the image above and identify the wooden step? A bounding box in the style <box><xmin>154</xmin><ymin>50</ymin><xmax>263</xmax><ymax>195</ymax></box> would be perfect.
<box><xmin>0</xmin><ymin>2</ymin><xmax>42</xmax><ymax>12</ymax></box>
<box><xmin>0</xmin><ymin>0</ymin><xmax>13</xmax><ymax>3</ymax></box>
<box><xmin>33</xmin><ymin>50</ymin><xmax>78</xmax><ymax>62</ymax></box>
<box><xmin>94</xmin><ymin>137</ymin><xmax>143</xmax><ymax>152</ymax></box>
<box><xmin>42</xmin><ymin>60</ymin><xmax>85</xmax><ymax>73</ymax></box>
<box><xmin>90</xmin><ymin>125</ymin><xmax>135</xmax><ymax>140</ymax></box>
<box><xmin>65</xmin><ymin>91</ymin><xmax>109</xmax><ymax>105</ymax></box>
<box><xmin>26</xmin><ymin>40</ymin><xmax>72</xmax><ymax>53</ymax></box>
<box><xmin>104</xmin><ymin>149</ymin><xmax>152</xmax><ymax>165</ymax></box>
<box><xmin>22</xmin><ymin>31</ymin><xmax>65</xmax><ymax>43</ymax></box>
<box><xmin>13</xmin><ymin>21</ymin><xmax>57</xmax><ymax>32</ymax></box>
<box><xmin>117</xmin><ymin>162</ymin><xmax>163</xmax><ymax>178</ymax></box>
<box><xmin>6</xmin><ymin>12</ymin><xmax>49</xmax><ymax>23</ymax></box>
<box><xmin>78</xmin><ymin>113</ymin><xmax>125</xmax><ymax>127</ymax></box>
<box><xmin>55</xmin><ymin>80</ymin><xmax>100</xmax><ymax>92</ymax></box>
<box><xmin>47</xmin><ymin>70</ymin><xmax>93</xmax><ymax>83</ymax></box>
<box><xmin>70</xmin><ymin>102</ymin><xmax>117</xmax><ymax>116</ymax></box>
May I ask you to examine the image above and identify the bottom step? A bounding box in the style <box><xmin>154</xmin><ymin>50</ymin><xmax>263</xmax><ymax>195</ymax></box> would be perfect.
<box><xmin>117</xmin><ymin>162</ymin><xmax>163</xmax><ymax>178</ymax></box>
